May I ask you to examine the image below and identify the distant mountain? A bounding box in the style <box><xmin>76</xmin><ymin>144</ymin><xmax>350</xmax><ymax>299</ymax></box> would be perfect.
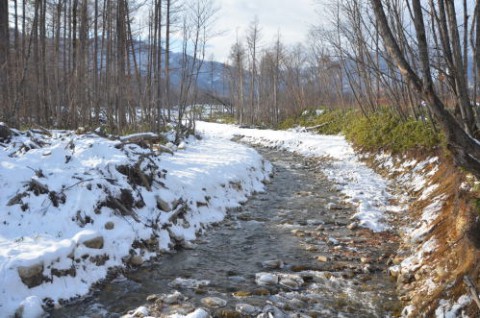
<box><xmin>133</xmin><ymin>41</ymin><xmax>228</xmax><ymax>97</ymax></box>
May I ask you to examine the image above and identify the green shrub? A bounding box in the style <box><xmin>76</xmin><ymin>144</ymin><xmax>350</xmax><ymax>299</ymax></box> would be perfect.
<box><xmin>343</xmin><ymin>109</ymin><xmax>441</xmax><ymax>152</ymax></box>
<box><xmin>278</xmin><ymin>109</ymin><xmax>354</xmax><ymax>134</ymax></box>
<box><xmin>280</xmin><ymin>108</ymin><xmax>442</xmax><ymax>153</ymax></box>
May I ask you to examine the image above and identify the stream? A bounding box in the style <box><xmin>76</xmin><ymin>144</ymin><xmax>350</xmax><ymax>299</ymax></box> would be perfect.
<box><xmin>52</xmin><ymin>148</ymin><xmax>401</xmax><ymax>317</ymax></box>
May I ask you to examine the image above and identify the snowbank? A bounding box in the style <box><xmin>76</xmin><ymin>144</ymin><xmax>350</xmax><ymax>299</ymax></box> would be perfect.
<box><xmin>198</xmin><ymin>122</ymin><xmax>394</xmax><ymax>232</ymax></box>
<box><xmin>0</xmin><ymin>129</ymin><xmax>270</xmax><ymax>317</ymax></box>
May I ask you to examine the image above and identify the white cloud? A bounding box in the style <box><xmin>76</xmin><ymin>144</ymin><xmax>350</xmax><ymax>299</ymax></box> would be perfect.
<box><xmin>207</xmin><ymin>0</ymin><xmax>319</xmax><ymax>62</ymax></box>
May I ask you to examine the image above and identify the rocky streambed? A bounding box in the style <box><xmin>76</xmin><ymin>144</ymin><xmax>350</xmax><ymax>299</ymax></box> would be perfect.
<box><xmin>52</xmin><ymin>148</ymin><xmax>401</xmax><ymax>317</ymax></box>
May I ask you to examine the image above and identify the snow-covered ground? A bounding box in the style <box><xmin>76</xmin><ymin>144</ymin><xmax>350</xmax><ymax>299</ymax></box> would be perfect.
<box><xmin>0</xmin><ymin>122</ymin><xmax>398</xmax><ymax>317</ymax></box>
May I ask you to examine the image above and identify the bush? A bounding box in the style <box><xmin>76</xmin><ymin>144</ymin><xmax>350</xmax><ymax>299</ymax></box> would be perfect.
<box><xmin>278</xmin><ymin>109</ymin><xmax>354</xmax><ymax>135</ymax></box>
<box><xmin>280</xmin><ymin>108</ymin><xmax>442</xmax><ymax>153</ymax></box>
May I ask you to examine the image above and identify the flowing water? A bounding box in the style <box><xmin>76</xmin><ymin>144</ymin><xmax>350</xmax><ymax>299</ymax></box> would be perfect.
<box><xmin>52</xmin><ymin>148</ymin><xmax>400</xmax><ymax>317</ymax></box>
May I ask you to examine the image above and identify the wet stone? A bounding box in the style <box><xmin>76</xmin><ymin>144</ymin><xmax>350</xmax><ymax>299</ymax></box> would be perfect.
<box><xmin>316</xmin><ymin>255</ymin><xmax>330</xmax><ymax>262</ymax></box>
<box><xmin>200</xmin><ymin>296</ymin><xmax>227</xmax><ymax>308</ymax></box>
<box><xmin>255</xmin><ymin>273</ymin><xmax>279</xmax><ymax>286</ymax></box>
<box><xmin>232</xmin><ymin>290</ymin><xmax>252</xmax><ymax>297</ymax></box>
<box><xmin>261</xmin><ymin>259</ymin><xmax>284</xmax><ymax>269</ymax></box>
<box><xmin>235</xmin><ymin>303</ymin><xmax>259</xmax><ymax>315</ymax></box>
<box><xmin>214</xmin><ymin>309</ymin><xmax>242</xmax><ymax>318</ymax></box>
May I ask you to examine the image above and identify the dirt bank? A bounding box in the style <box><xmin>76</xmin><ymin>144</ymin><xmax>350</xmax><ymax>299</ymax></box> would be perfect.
<box><xmin>365</xmin><ymin>151</ymin><xmax>480</xmax><ymax>317</ymax></box>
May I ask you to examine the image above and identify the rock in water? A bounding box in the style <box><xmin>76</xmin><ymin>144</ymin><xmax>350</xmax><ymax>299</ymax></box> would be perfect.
<box><xmin>316</xmin><ymin>255</ymin><xmax>329</xmax><ymax>262</ymax></box>
<box><xmin>201</xmin><ymin>296</ymin><xmax>227</xmax><ymax>308</ymax></box>
<box><xmin>279</xmin><ymin>274</ymin><xmax>304</xmax><ymax>290</ymax></box>
<box><xmin>235</xmin><ymin>303</ymin><xmax>259</xmax><ymax>315</ymax></box>
<box><xmin>255</xmin><ymin>273</ymin><xmax>279</xmax><ymax>286</ymax></box>
<box><xmin>261</xmin><ymin>259</ymin><xmax>284</xmax><ymax>269</ymax></box>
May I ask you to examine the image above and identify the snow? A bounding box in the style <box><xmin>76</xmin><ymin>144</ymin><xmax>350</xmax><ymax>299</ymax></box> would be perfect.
<box><xmin>435</xmin><ymin>295</ymin><xmax>472</xmax><ymax>318</ymax></box>
<box><xmin>0</xmin><ymin>122</ymin><xmax>401</xmax><ymax>316</ymax></box>
<box><xmin>0</xmin><ymin>128</ymin><xmax>270</xmax><ymax>317</ymax></box>
<box><xmin>17</xmin><ymin>296</ymin><xmax>44</xmax><ymax>318</ymax></box>
<box><xmin>198</xmin><ymin>122</ymin><xmax>392</xmax><ymax>232</ymax></box>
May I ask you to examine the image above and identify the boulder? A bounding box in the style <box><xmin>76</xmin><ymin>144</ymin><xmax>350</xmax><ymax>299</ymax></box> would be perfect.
<box><xmin>129</xmin><ymin>255</ymin><xmax>144</xmax><ymax>266</ymax></box>
<box><xmin>18</xmin><ymin>264</ymin><xmax>44</xmax><ymax>288</ymax></box>
<box><xmin>83</xmin><ymin>236</ymin><xmax>104</xmax><ymax>249</ymax></box>
<box><xmin>104</xmin><ymin>221</ymin><xmax>115</xmax><ymax>230</ymax></box>
<box><xmin>155</xmin><ymin>196</ymin><xmax>171</xmax><ymax>212</ymax></box>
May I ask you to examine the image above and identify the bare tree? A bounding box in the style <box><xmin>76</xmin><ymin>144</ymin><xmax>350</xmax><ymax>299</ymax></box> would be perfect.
<box><xmin>371</xmin><ymin>0</ymin><xmax>480</xmax><ymax>176</ymax></box>
<box><xmin>175</xmin><ymin>0</ymin><xmax>218</xmax><ymax>141</ymax></box>
<box><xmin>246</xmin><ymin>17</ymin><xmax>261</xmax><ymax>124</ymax></box>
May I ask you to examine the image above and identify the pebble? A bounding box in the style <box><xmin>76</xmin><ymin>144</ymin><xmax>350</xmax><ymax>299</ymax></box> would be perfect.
<box><xmin>235</xmin><ymin>303</ymin><xmax>259</xmax><ymax>315</ymax></box>
<box><xmin>232</xmin><ymin>290</ymin><xmax>252</xmax><ymax>297</ymax></box>
<box><xmin>261</xmin><ymin>259</ymin><xmax>284</xmax><ymax>269</ymax></box>
<box><xmin>201</xmin><ymin>296</ymin><xmax>227</xmax><ymax>308</ymax></box>
<box><xmin>304</xmin><ymin>245</ymin><xmax>318</xmax><ymax>252</ymax></box>
<box><xmin>255</xmin><ymin>273</ymin><xmax>279</xmax><ymax>286</ymax></box>
<box><xmin>215</xmin><ymin>309</ymin><xmax>242</xmax><ymax>318</ymax></box>
<box><xmin>279</xmin><ymin>276</ymin><xmax>303</xmax><ymax>290</ymax></box>
<box><xmin>316</xmin><ymin>255</ymin><xmax>330</xmax><ymax>262</ymax></box>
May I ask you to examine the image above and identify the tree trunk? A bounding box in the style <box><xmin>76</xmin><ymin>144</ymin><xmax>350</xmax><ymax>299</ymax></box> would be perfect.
<box><xmin>0</xmin><ymin>0</ymin><xmax>9</xmax><ymax>122</ymax></box>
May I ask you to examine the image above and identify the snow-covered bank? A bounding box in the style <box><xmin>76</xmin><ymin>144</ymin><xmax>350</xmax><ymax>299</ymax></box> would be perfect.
<box><xmin>0</xmin><ymin>128</ymin><xmax>271</xmax><ymax>317</ymax></box>
<box><xmin>372</xmin><ymin>153</ymin><xmax>478</xmax><ymax>317</ymax></box>
<box><xmin>198</xmin><ymin>122</ymin><xmax>394</xmax><ymax>232</ymax></box>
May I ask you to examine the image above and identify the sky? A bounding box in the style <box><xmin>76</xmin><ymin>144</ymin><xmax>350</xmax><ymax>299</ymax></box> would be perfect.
<box><xmin>206</xmin><ymin>0</ymin><xmax>320</xmax><ymax>62</ymax></box>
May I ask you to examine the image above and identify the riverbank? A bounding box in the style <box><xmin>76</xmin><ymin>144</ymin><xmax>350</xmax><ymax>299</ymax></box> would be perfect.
<box><xmin>364</xmin><ymin>151</ymin><xmax>480</xmax><ymax>317</ymax></box>
<box><xmin>0</xmin><ymin>126</ymin><xmax>271</xmax><ymax>317</ymax></box>
<box><xmin>2</xmin><ymin>122</ymin><xmax>477</xmax><ymax>317</ymax></box>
